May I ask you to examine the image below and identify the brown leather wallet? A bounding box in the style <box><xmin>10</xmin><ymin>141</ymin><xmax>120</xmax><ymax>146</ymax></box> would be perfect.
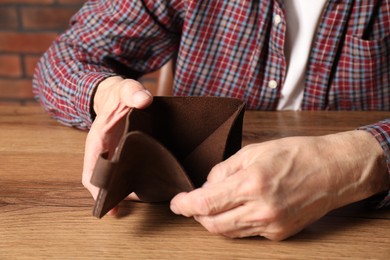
<box><xmin>90</xmin><ymin>96</ymin><xmax>245</xmax><ymax>218</ymax></box>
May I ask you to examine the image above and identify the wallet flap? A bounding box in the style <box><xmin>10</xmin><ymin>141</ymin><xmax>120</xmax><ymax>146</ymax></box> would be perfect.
<box><xmin>92</xmin><ymin>131</ymin><xmax>194</xmax><ymax>218</ymax></box>
<box><xmin>128</xmin><ymin>132</ymin><xmax>194</xmax><ymax>202</ymax></box>
<box><xmin>182</xmin><ymin>102</ymin><xmax>245</xmax><ymax>187</ymax></box>
<box><xmin>127</xmin><ymin>97</ymin><xmax>243</xmax><ymax>161</ymax></box>
<box><xmin>90</xmin><ymin>151</ymin><xmax>113</xmax><ymax>189</ymax></box>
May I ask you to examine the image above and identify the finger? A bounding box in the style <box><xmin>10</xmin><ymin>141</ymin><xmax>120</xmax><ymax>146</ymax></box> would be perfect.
<box><xmin>82</xmin><ymin>173</ymin><xmax>100</xmax><ymax>200</ymax></box>
<box><xmin>118</xmin><ymin>79</ymin><xmax>153</xmax><ymax>109</ymax></box>
<box><xmin>222</xmin><ymin>226</ymin><xmax>265</xmax><ymax>239</ymax></box>
<box><xmin>126</xmin><ymin>192</ymin><xmax>140</xmax><ymax>201</ymax></box>
<box><xmin>107</xmin><ymin>206</ymin><xmax>119</xmax><ymax>216</ymax></box>
<box><xmin>193</xmin><ymin>201</ymin><xmax>266</xmax><ymax>238</ymax></box>
<box><xmin>170</xmin><ymin>171</ymin><xmax>247</xmax><ymax>217</ymax></box>
<box><xmin>82</xmin><ymin>126</ymin><xmax>105</xmax><ymax>200</ymax></box>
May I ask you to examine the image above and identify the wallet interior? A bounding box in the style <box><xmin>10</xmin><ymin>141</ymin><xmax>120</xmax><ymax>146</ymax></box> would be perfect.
<box><xmin>91</xmin><ymin>96</ymin><xmax>245</xmax><ymax>218</ymax></box>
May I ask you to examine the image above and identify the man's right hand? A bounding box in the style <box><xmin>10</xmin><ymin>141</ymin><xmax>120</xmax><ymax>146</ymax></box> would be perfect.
<box><xmin>82</xmin><ymin>76</ymin><xmax>153</xmax><ymax>215</ymax></box>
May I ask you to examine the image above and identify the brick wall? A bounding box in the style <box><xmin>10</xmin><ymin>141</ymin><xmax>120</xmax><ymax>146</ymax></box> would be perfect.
<box><xmin>0</xmin><ymin>0</ymin><xmax>159</xmax><ymax>105</ymax></box>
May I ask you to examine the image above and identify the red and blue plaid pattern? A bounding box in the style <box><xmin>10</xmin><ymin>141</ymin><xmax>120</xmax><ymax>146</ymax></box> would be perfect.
<box><xmin>32</xmin><ymin>0</ymin><xmax>389</xmax><ymax>205</ymax></box>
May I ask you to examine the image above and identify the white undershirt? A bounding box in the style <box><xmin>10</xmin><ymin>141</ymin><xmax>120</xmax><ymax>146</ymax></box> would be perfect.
<box><xmin>277</xmin><ymin>0</ymin><xmax>327</xmax><ymax>110</ymax></box>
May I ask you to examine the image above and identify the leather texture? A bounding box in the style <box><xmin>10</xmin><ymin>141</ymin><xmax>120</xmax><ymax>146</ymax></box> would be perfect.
<box><xmin>90</xmin><ymin>97</ymin><xmax>245</xmax><ymax>218</ymax></box>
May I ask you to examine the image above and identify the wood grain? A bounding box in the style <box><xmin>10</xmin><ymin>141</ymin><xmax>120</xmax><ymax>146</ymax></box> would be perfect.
<box><xmin>1</xmin><ymin>105</ymin><xmax>389</xmax><ymax>259</ymax></box>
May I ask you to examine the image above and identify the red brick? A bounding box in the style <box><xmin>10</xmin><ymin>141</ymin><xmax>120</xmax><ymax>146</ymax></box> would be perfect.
<box><xmin>0</xmin><ymin>7</ymin><xmax>18</xmax><ymax>30</ymax></box>
<box><xmin>0</xmin><ymin>32</ymin><xmax>58</xmax><ymax>53</ymax></box>
<box><xmin>21</xmin><ymin>7</ymin><xmax>80</xmax><ymax>30</ymax></box>
<box><xmin>57</xmin><ymin>0</ymin><xmax>85</xmax><ymax>4</ymax></box>
<box><xmin>0</xmin><ymin>0</ymin><xmax>53</xmax><ymax>4</ymax></box>
<box><xmin>24</xmin><ymin>55</ymin><xmax>41</xmax><ymax>77</ymax></box>
<box><xmin>0</xmin><ymin>99</ymin><xmax>38</xmax><ymax>105</ymax></box>
<box><xmin>0</xmin><ymin>79</ymin><xmax>34</xmax><ymax>99</ymax></box>
<box><xmin>0</xmin><ymin>55</ymin><xmax>22</xmax><ymax>78</ymax></box>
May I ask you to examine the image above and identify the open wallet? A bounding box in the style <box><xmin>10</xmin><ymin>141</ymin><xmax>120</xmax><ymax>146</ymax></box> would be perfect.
<box><xmin>90</xmin><ymin>96</ymin><xmax>245</xmax><ymax>218</ymax></box>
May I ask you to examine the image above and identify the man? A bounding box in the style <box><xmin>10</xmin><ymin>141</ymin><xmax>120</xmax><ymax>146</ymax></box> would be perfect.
<box><xmin>33</xmin><ymin>0</ymin><xmax>389</xmax><ymax>241</ymax></box>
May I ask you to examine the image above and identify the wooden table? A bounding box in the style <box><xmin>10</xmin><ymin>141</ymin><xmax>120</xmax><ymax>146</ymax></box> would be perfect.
<box><xmin>1</xmin><ymin>104</ymin><xmax>389</xmax><ymax>259</ymax></box>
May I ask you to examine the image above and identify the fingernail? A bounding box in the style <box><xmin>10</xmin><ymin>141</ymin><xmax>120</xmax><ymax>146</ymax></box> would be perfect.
<box><xmin>132</xmin><ymin>90</ymin><xmax>152</xmax><ymax>103</ymax></box>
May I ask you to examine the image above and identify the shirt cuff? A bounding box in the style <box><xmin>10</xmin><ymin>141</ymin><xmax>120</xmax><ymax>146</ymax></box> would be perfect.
<box><xmin>358</xmin><ymin>119</ymin><xmax>390</xmax><ymax>208</ymax></box>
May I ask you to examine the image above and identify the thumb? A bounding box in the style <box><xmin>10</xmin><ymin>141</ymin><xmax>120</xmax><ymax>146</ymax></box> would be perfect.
<box><xmin>118</xmin><ymin>79</ymin><xmax>153</xmax><ymax>109</ymax></box>
<box><xmin>130</xmin><ymin>89</ymin><xmax>153</xmax><ymax>109</ymax></box>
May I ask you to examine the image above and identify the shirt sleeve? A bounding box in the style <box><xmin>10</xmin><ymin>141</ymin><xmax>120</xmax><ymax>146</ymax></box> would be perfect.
<box><xmin>358</xmin><ymin>119</ymin><xmax>390</xmax><ymax>208</ymax></box>
<box><xmin>32</xmin><ymin>0</ymin><xmax>184</xmax><ymax>129</ymax></box>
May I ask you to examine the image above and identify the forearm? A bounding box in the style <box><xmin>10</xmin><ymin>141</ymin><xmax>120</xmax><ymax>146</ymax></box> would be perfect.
<box><xmin>32</xmin><ymin>41</ymin><xmax>117</xmax><ymax>129</ymax></box>
<box><xmin>32</xmin><ymin>0</ymin><xmax>182</xmax><ymax>129</ymax></box>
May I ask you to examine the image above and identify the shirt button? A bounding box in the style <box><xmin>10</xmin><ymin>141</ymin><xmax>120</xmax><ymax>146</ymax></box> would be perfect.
<box><xmin>274</xmin><ymin>15</ymin><xmax>282</xmax><ymax>26</ymax></box>
<box><xmin>268</xmin><ymin>80</ymin><xmax>278</xmax><ymax>89</ymax></box>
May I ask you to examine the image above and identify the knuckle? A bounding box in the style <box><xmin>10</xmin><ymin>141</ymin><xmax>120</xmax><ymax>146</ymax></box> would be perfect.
<box><xmin>81</xmin><ymin>174</ymin><xmax>90</xmax><ymax>189</ymax></box>
<box><xmin>202</xmin><ymin>219</ymin><xmax>222</xmax><ymax>235</ymax></box>
<box><xmin>82</xmin><ymin>171</ymin><xmax>95</xmax><ymax>189</ymax></box>
<box><xmin>264</xmin><ymin>233</ymin><xmax>282</xmax><ymax>241</ymax></box>
<box><xmin>194</xmin><ymin>195</ymin><xmax>215</xmax><ymax>215</ymax></box>
<box><xmin>81</xmin><ymin>178</ymin><xmax>94</xmax><ymax>195</ymax></box>
<box><xmin>118</xmin><ymin>79</ymin><xmax>144</xmax><ymax>95</ymax></box>
<box><xmin>222</xmin><ymin>232</ymin><xmax>238</xmax><ymax>239</ymax></box>
<box><xmin>207</xmin><ymin>164</ymin><xmax>224</xmax><ymax>182</ymax></box>
<box><xmin>262</xmin><ymin>206</ymin><xmax>284</xmax><ymax>223</ymax></box>
<box><xmin>123</xmin><ymin>79</ymin><xmax>144</xmax><ymax>90</ymax></box>
<box><xmin>238</xmin><ymin>144</ymin><xmax>252</xmax><ymax>154</ymax></box>
<box><xmin>81</xmin><ymin>178</ymin><xmax>89</xmax><ymax>189</ymax></box>
<box><xmin>255</xmin><ymin>209</ymin><xmax>291</xmax><ymax>241</ymax></box>
<box><xmin>249</xmin><ymin>203</ymin><xmax>285</xmax><ymax>226</ymax></box>
<box><xmin>266</xmin><ymin>228</ymin><xmax>290</xmax><ymax>241</ymax></box>
<box><xmin>239</xmin><ymin>172</ymin><xmax>264</xmax><ymax>196</ymax></box>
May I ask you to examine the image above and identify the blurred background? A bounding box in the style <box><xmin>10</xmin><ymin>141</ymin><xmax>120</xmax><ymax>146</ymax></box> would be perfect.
<box><xmin>0</xmin><ymin>0</ymin><xmax>160</xmax><ymax>105</ymax></box>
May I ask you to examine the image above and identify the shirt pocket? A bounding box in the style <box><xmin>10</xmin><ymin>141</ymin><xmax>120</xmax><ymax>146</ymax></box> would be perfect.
<box><xmin>330</xmin><ymin>34</ymin><xmax>389</xmax><ymax>110</ymax></box>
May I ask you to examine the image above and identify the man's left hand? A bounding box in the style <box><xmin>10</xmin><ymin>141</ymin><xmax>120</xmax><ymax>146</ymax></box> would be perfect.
<box><xmin>170</xmin><ymin>131</ymin><xmax>388</xmax><ymax>241</ymax></box>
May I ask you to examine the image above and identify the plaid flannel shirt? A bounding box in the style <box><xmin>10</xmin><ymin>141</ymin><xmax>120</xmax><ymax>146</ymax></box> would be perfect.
<box><xmin>32</xmin><ymin>0</ymin><xmax>390</xmax><ymax>206</ymax></box>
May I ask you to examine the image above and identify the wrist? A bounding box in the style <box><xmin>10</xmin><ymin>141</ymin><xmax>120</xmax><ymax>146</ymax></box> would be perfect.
<box><xmin>323</xmin><ymin>130</ymin><xmax>389</xmax><ymax>208</ymax></box>
<box><xmin>93</xmin><ymin>76</ymin><xmax>124</xmax><ymax>116</ymax></box>
<box><xmin>354</xmin><ymin>130</ymin><xmax>390</xmax><ymax>193</ymax></box>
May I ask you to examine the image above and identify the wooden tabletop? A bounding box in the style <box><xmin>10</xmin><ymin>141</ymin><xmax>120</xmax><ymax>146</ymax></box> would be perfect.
<box><xmin>1</xmin><ymin>104</ymin><xmax>389</xmax><ymax>259</ymax></box>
